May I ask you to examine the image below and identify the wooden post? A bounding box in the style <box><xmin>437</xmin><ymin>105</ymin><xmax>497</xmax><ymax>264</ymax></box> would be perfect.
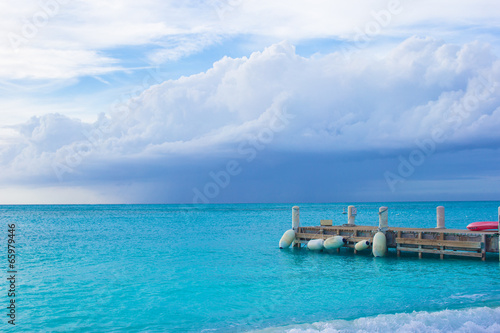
<box><xmin>439</xmin><ymin>232</ymin><xmax>444</xmax><ymax>260</ymax></box>
<box><xmin>354</xmin><ymin>229</ymin><xmax>358</xmax><ymax>254</ymax></box>
<box><xmin>418</xmin><ymin>232</ymin><xmax>422</xmax><ymax>259</ymax></box>
<box><xmin>397</xmin><ymin>230</ymin><xmax>401</xmax><ymax>257</ymax></box>
<box><xmin>292</xmin><ymin>206</ymin><xmax>300</xmax><ymax>247</ymax></box>
<box><xmin>481</xmin><ymin>234</ymin><xmax>486</xmax><ymax>261</ymax></box>
<box><xmin>348</xmin><ymin>205</ymin><xmax>357</xmax><ymax>225</ymax></box>
<box><xmin>436</xmin><ymin>206</ymin><xmax>445</xmax><ymax>229</ymax></box>
<box><xmin>379</xmin><ymin>206</ymin><xmax>388</xmax><ymax>231</ymax></box>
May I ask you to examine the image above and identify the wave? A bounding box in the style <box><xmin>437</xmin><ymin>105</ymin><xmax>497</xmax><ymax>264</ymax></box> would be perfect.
<box><xmin>253</xmin><ymin>307</ymin><xmax>500</xmax><ymax>333</ymax></box>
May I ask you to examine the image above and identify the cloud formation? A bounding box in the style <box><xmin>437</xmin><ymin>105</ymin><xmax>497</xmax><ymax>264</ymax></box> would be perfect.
<box><xmin>1</xmin><ymin>0</ymin><xmax>499</xmax><ymax>82</ymax></box>
<box><xmin>1</xmin><ymin>37</ymin><xmax>499</xmax><ymax>204</ymax></box>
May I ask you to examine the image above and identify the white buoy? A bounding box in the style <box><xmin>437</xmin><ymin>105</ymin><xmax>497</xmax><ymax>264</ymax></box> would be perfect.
<box><xmin>436</xmin><ymin>206</ymin><xmax>445</xmax><ymax>229</ymax></box>
<box><xmin>292</xmin><ymin>206</ymin><xmax>300</xmax><ymax>247</ymax></box>
<box><xmin>355</xmin><ymin>240</ymin><xmax>370</xmax><ymax>251</ymax></box>
<box><xmin>324</xmin><ymin>236</ymin><xmax>346</xmax><ymax>250</ymax></box>
<box><xmin>348</xmin><ymin>205</ymin><xmax>357</xmax><ymax>225</ymax></box>
<box><xmin>307</xmin><ymin>239</ymin><xmax>324</xmax><ymax>251</ymax></box>
<box><xmin>372</xmin><ymin>232</ymin><xmax>387</xmax><ymax>257</ymax></box>
<box><xmin>279</xmin><ymin>229</ymin><xmax>295</xmax><ymax>249</ymax></box>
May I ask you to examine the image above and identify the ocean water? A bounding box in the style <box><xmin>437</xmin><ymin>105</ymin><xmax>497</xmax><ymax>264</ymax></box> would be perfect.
<box><xmin>1</xmin><ymin>202</ymin><xmax>500</xmax><ymax>332</ymax></box>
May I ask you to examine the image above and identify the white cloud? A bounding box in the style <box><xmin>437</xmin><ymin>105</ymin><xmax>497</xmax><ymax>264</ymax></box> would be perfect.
<box><xmin>0</xmin><ymin>1</ymin><xmax>213</xmax><ymax>80</ymax></box>
<box><xmin>1</xmin><ymin>0</ymin><xmax>499</xmax><ymax>82</ymax></box>
<box><xmin>1</xmin><ymin>37</ymin><xmax>499</xmax><ymax>187</ymax></box>
<box><xmin>0</xmin><ymin>98</ymin><xmax>102</xmax><ymax>125</ymax></box>
<box><xmin>147</xmin><ymin>33</ymin><xmax>222</xmax><ymax>64</ymax></box>
<box><xmin>2</xmin><ymin>1</ymin><xmax>500</xmax><ymax>203</ymax></box>
<box><xmin>0</xmin><ymin>48</ymin><xmax>120</xmax><ymax>80</ymax></box>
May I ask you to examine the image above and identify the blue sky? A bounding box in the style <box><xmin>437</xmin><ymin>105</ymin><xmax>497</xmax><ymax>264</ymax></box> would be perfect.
<box><xmin>1</xmin><ymin>0</ymin><xmax>500</xmax><ymax>203</ymax></box>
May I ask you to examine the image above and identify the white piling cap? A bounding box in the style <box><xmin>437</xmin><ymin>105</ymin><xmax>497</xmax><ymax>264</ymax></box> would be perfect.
<box><xmin>436</xmin><ymin>206</ymin><xmax>445</xmax><ymax>229</ymax></box>
<box><xmin>378</xmin><ymin>206</ymin><xmax>388</xmax><ymax>230</ymax></box>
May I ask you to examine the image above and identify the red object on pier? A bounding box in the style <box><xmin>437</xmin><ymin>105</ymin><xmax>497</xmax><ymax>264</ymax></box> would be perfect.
<box><xmin>466</xmin><ymin>221</ymin><xmax>498</xmax><ymax>231</ymax></box>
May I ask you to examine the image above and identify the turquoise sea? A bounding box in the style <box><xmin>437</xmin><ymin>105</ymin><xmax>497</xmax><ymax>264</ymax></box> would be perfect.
<box><xmin>1</xmin><ymin>202</ymin><xmax>500</xmax><ymax>332</ymax></box>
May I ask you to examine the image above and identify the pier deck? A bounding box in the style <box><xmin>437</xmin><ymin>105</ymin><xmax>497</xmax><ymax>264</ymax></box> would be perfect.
<box><xmin>295</xmin><ymin>225</ymin><xmax>499</xmax><ymax>260</ymax></box>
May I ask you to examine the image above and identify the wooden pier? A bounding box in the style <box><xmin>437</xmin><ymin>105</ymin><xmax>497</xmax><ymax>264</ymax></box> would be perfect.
<box><xmin>282</xmin><ymin>205</ymin><xmax>500</xmax><ymax>261</ymax></box>
<box><xmin>294</xmin><ymin>225</ymin><xmax>499</xmax><ymax>260</ymax></box>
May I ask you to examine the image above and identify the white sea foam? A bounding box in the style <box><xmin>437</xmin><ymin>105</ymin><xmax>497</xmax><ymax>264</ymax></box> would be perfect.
<box><xmin>449</xmin><ymin>293</ymin><xmax>487</xmax><ymax>301</ymax></box>
<box><xmin>254</xmin><ymin>307</ymin><xmax>500</xmax><ymax>333</ymax></box>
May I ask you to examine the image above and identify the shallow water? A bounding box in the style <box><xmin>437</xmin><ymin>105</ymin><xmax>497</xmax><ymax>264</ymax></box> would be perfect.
<box><xmin>1</xmin><ymin>202</ymin><xmax>499</xmax><ymax>332</ymax></box>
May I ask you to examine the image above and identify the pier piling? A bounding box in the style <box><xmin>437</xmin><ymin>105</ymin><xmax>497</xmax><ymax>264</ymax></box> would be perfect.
<box><xmin>378</xmin><ymin>206</ymin><xmax>388</xmax><ymax>231</ymax></box>
<box><xmin>292</xmin><ymin>206</ymin><xmax>300</xmax><ymax>247</ymax></box>
<box><xmin>436</xmin><ymin>206</ymin><xmax>445</xmax><ymax>229</ymax></box>
<box><xmin>348</xmin><ymin>206</ymin><xmax>356</xmax><ymax>225</ymax></box>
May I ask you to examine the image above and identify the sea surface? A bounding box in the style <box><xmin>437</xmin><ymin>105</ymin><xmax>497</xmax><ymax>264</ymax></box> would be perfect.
<box><xmin>1</xmin><ymin>202</ymin><xmax>500</xmax><ymax>332</ymax></box>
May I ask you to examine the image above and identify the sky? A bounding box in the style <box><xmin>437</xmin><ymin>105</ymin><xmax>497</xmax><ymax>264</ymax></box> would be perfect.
<box><xmin>1</xmin><ymin>0</ymin><xmax>500</xmax><ymax>204</ymax></box>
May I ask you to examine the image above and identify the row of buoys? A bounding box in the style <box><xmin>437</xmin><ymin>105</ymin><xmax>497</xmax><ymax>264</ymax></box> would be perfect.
<box><xmin>278</xmin><ymin>206</ymin><xmax>388</xmax><ymax>257</ymax></box>
<box><xmin>279</xmin><ymin>230</ymin><xmax>374</xmax><ymax>253</ymax></box>
<box><xmin>306</xmin><ymin>237</ymin><xmax>372</xmax><ymax>252</ymax></box>
<box><xmin>279</xmin><ymin>231</ymin><xmax>382</xmax><ymax>255</ymax></box>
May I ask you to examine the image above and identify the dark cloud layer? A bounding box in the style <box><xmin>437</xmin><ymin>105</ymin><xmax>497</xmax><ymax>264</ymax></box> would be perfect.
<box><xmin>1</xmin><ymin>38</ymin><xmax>500</xmax><ymax>203</ymax></box>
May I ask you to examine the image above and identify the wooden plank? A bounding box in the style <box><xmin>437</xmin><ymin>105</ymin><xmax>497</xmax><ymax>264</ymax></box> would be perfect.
<box><xmin>294</xmin><ymin>233</ymin><xmax>309</xmax><ymax>238</ymax></box>
<box><xmin>346</xmin><ymin>236</ymin><xmax>373</xmax><ymax>243</ymax></box>
<box><xmin>397</xmin><ymin>231</ymin><xmax>401</xmax><ymax>257</ymax></box>
<box><xmin>418</xmin><ymin>232</ymin><xmax>422</xmax><ymax>259</ymax></box>
<box><xmin>297</xmin><ymin>233</ymin><xmax>364</xmax><ymax>241</ymax></box>
<box><xmin>295</xmin><ymin>233</ymin><xmax>328</xmax><ymax>240</ymax></box>
<box><xmin>388</xmin><ymin>226</ymin><xmax>490</xmax><ymax>234</ymax></box>
<box><xmin>296</xmin><ymin>234</ymin><xmax>369</xmax><ymax>242</ymax></box>
<box><xmin>481</xmin><ymin>234</ymin><xmax>486</xmax><ymax>261</ymax></box>
<box><xmin>396</xmin><ymin>238</ymin><xmax>482</xmax><ymax>249</ymax></box>
<box><xmin>354</xmin><ymin>229</ymin><xmax>358</xmax><ymax>254</ymax></box>
<box><xmin>397</xmin><ymin>246</ymin><xmax>483</xmax><ymax>257</ymax></box>
<box><xmin>438</xmin><ymin>233</ymin><xmax>444</xmax><ymax>260</ymax></box>
<box><xmin>306</xmin><ymin>226</ymin><xmax>378</xmax><ymax>232</ymax></box>
<box><xmin>305</xmin><ymin>225</ymin><xmax>492</xmax><ymax>236</ymax></box>
<box><xmin>320</xmin><ymin>219</ymin><xmax>333</xmax><ymax>226</ymax></box>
